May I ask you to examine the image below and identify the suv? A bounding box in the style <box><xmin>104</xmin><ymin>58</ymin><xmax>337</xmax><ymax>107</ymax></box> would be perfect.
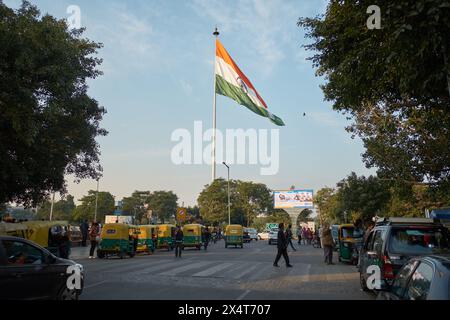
<box><xmin>0</xmin><ymin>236</ymin><xmax>84</xmax><ymax>300</ymax></box>
<box><xmin>268</xmin><ymin>228</ymin><xmax>278</xmax><ymax>245</ymax></box>
<box><xmin>359</xmin><ymin>217</ymin><xmax>450</xmax><ymax>292</ymax></box>
<box><xmin>247</xmin><ymin>228</ymin><xmax>258</xmax><ymax>241</ymax></box>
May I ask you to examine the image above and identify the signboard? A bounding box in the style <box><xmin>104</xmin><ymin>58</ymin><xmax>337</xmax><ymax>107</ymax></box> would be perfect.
<box><xmin>177</xmin><ymin>208</ymin><xmax>187</xmax><ymax>223</ymax></box>
<box><xmin>274</xmin><ymin>189</ymin><xmax>313</xmax><ymax>209</ymax></box>
<box><xmin>266</xmin><ymin>223</ymin><xmax>278</xmax><ymax>231</ymax></box>
<box><xmin>105</xmin><ymin>215</ymin><xmax>133</xmax><ymax>224</ymax></box>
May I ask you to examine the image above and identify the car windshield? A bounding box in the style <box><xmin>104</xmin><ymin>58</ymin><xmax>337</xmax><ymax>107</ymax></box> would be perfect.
<box><xmin>389</xmin><ymin>227</ymin><xmax>450</xmax><ymax>255</ymax></box>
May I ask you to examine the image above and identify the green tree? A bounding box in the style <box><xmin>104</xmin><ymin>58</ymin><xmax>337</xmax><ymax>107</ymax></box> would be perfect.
<box><xmin>0</xmin><ymin>2</ymin><xmax>106</xmax><ymax>206</ymax></box>
<box><xmin>72</xmin><ymin>190</ymin><xmax>114</xmax><ymax>222</ymax></box>
<box><xmin>37</xmin><ymin>195</ymin><xmax>75</xmax><ymax>221</ymax></box>
<box><xmin>198</xmin><ymin>179</ymin><xmax>274</xmax><ymax>225</ymax></box>
<box><xmin>147</xmin><ymin>191</ymin><xmax>178</xmax><ymax>223</ymax></box>
<box><xmin>337</xmin><ymin>172</ymin><xmax>391</xmax><ymax>223</ymax></box>
<box><xmin>122</xmin><ymin>191</ymin><xmax>151</xmax><ymax>223</ymax></box>
<box><xmin>235</xmin><ymin>181</ymin><xmax>273</xmax><ymax>227</ymax></box>
<box><xmin>298</xmin><ymin>0</ymin><xmax>450</xmax><ymax>191</ymax></box>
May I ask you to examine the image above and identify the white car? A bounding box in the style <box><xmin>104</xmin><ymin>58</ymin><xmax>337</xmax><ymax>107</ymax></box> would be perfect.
<box><xmin>268</xmin><ymin>228</ymin><xmax>278</xmax><ymax>245</ymax></box>
<box><xmin>247</xmin><ymin>228</ymin><xmax>258</xmax><ymax>241</ymax></box>
<box><xmin>258</xmin><ymin>232</ymin><xmax>269</xmax><ymax>240</ymax></box>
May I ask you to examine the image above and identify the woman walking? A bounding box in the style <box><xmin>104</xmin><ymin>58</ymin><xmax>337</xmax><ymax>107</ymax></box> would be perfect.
<box><xmin>89</xmin><ymin>222</ymin><xmax>100</xmax><ymax>259</ymax></box>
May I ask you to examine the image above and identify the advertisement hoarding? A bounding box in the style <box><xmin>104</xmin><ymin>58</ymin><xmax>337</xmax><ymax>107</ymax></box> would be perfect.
<box><xmin>274</xmin><ymin>190</ymin><xmax>313</xmax><ymax>209</ymax></box>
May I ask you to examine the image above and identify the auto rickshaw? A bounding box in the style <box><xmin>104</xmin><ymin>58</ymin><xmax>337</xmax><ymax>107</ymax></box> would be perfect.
<box><xmin>157</xmin><ymin>224</ymin><xmax>176</xmax><ymax>250</ymax></box>
<box><xmin>97</xmin><ymin>223</ymin><xmax>137</xmax><ymax>259</ymax></box>
<box><xmin>0</xmin><ymin>222</ymin><xmax>29</xmax><ymax>239</ymax></box>
<box><xmin>23</xmin><ymin>221</ymin><xmax>71</xmax><ymax>258</ymax></box>
<box><xmin>225</xmin><ymin>224</ymin><xmax>243</xmax><ymax>248</ymax></box>
<box><xmin>137</xmin><ymin>225</ymin><xmax>157</xmax><ymax>254</ymax></box>
<box><xmin>182</xmin><ymin>224</ymin><xmax>205</xmax><ymax>250</ymax></box>
<box><xmin>337</xmin><ymin>224</ymin><xmax>363</xmax><ymax>265</ymax></box>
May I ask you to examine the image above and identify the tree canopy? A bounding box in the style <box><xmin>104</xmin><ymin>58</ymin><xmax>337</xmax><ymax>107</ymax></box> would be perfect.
<box><xmin>0</xmin><ymin>2</ymin><xmax>106</xmax><ymax>206</ymax></box>
<box><xmin>197</xmin><ymin>179</ymin><xmax>273</xmax><ymax>226</ymax></box>
<box><xmin>147</xmin><ymin>191</ymin><xmax>178</xmax><ymax>223</ymax></box>
<box><xmin>37</xmin><ymin>195</ymin><xmax>75</xmax><ymax>221</ymax></box>
<box><xmin>298</xmin><ymin>0</ymin><xmax>450</xmax><ymax>190</ymax></box>
<box><xmin>72</xmin><ymin>190</ymin><xmax>114</xmax><ymax>223</ymax></box>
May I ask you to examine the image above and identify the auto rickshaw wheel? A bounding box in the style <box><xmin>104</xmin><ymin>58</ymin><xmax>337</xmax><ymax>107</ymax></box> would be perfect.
<box><xmin>240</xmin><ymin>244</ymin><xmax>243</xmax><ymax>248</ymax></box>
<box><xmin>225</xmin><ymin>243</ymin><xmax>228</xmax><ymax>248</ymax></box>
<box><xmin>119</xmin><ymin>251</ymin><xmax>125</xmax><ymax>259</ymax></box>
<box><xmin>97</xmin><ymin>250</ymin><xmax>105</xmax><ymax>259</ymax></box>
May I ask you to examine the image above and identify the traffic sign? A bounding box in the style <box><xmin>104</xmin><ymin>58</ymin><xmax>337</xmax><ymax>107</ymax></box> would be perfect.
<box><xmin>177</xmin><ymin>208</ymin><xmax>187</xmax><ymax>223</ymax></box>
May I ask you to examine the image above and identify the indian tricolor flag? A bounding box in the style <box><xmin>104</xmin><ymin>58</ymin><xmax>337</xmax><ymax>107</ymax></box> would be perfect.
<box><xmin>215</xmin><ymin>39</ymin><xmax>285</xmax><ymax>126</ymax></box>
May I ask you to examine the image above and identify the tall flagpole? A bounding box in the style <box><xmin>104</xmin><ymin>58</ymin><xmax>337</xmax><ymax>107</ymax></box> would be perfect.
<box><xmin>212</xmin><ymin>27</ymin><xmax>219</xmax><ymax>182</ymax></box>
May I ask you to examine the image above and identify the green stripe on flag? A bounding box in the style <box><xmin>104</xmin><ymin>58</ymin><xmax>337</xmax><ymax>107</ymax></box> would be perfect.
<box><xmin>215</xmin><ymin>75</ymin><xmax>285</xmax><ymax>126</ymax></box>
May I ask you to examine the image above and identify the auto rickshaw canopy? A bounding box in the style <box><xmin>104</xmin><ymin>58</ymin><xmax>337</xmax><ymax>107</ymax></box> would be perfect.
<box><xmin>225</xmin><ymin>224</ymin><xmax>243</xmax><ymax>235</ymax></box>
<box><xmin>23</xmin><ymin>221</ymin><xmax>69</xmax><ymax>247</ymax></box>
<box><xmin>101</xmin><ymin>223</ymin><xmax>134</xmax><ymax>240</ymax></box>
<box><xmin>183</xmin><ymin>224</ymin><xmax>204</xmax><ymax>236</ymax></box>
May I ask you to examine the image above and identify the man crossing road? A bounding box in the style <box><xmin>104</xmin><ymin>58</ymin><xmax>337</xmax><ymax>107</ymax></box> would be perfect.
<box><xmin>273</xmin><ymin>223</ymin><xmax>293</xmax><ymax>268</ymax></box>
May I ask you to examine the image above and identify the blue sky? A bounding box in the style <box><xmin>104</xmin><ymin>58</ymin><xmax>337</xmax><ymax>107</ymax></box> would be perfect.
<box><xmin>5</xmin><ymin>0</ymin><xmax>375</xmax><ymax>206</ymax></box>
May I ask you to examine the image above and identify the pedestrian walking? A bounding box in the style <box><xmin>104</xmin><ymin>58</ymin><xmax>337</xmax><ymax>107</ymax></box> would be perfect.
<box><xmin>286</xmin><ymin>224</ymin><xmax>297</xmax><ymax>251</ymax></box>
<box><xmin>301</xmin><ymin>227</ymin><xmax>307</xmax><ymax>245</ymax></box>
<box><xmin>273</xmin><ymin>223</ymin><xmax>293</xmax><ymax>268</ymax></box>
<box><xmin>297</xmin><ymin>227</ymin><xmax>302</xmax><ymax>245</ymax></box>
<box><xmin>80</xmin><ymin>219</ymin><xmax>89</xmax><ymax>247</ymax></box>
<box><xmin>203</xmin><ymin>228</ymin><xmax>211</xmax><ymax>250</ymax></box>
<box><xmin>174</xmin><ymin>226</ymin><xmax>184</xmax><ymax>258</ymax></box>
<box><xmin>88</xmin><ymin>222</ymin><xmax>100</xmax><ymax>259</ymax></box>
<box><xmin>321</xmin><ymin>223</ymin><xmax>334</xmax><ymax>265</ymax></box>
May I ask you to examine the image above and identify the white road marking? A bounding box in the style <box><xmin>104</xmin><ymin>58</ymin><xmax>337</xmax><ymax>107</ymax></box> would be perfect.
<box><xmin>159</xmin><ymin>261</ymin><xmax>214</xmax><ymax>276</ymax></box>
<box><xmin>231</xmin><ymin>263</ymin><xmax>262</xmax><ymax>279</ymax></box>
<box><xmin>236</xmin><ymin>290</ymin><xmax>251</xmax><ymax>300</ymax></box>
<box><xmin>192</xmin><ymin>263</ymin><xmax>234</xmax><ymax>277</ymax></box>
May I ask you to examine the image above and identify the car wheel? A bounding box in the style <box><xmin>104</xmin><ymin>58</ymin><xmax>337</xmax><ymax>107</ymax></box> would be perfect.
<box><xmin>57</xmin><ymin>285</ymin><xmax>79</xmax><ymax>300</ymax></box>
<box><xmin>359</xmin><ymin>271</ymin><xmax>369</xmax><ymax>292</ymax></box>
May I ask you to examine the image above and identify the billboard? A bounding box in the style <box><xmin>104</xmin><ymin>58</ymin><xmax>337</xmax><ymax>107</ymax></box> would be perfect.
<box><xmin>274</xmin><ymin>190</ymin><xmax>313</xmax><ymax>209</ymax></box>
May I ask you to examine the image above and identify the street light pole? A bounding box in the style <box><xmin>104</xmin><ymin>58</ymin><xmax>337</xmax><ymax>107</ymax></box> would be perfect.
<box><xmin>94</xmin><ymin>178</ymin><xmax>99</xmax><ymax>222</ymax></box>
<box><xmin>222</xmin><ymin>162</ymin><xmax>231</xmax><ymax>225</ymax></box>
<box><xmin>49</xmin><ymin>191</ymin><xmax>55</xmax><ymax>221</ymax></box>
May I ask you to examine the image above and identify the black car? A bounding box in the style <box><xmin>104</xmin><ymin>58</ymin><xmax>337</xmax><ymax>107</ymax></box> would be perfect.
<box><xmin>243</xmin><ymin>229</ymin><xmax>251</xmax><ymax>243</ymax></box>
<box><xmin>0</xmin><ymin>236</ymin><xmax>84</xmax><ymax>300</ymax></box>
<box><xmin>377</xmin><ymin>255</ymin><xmax>450</xmax><ymax>300</ymax></box>
<box><xmin>359</xmin><ymin>217</ymin><xmax>450</xmax><ymax>291</ymax></box>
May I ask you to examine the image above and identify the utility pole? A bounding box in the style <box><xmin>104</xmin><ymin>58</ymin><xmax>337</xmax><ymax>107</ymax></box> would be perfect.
<box><xmin>49</xmin><ymin>191</ymin><xmax>55</xmax><ymax>221</ymax></box>
<box><xmin>222</xmin><ymin>162</ymin><xmax>231</xmax><ymax>225</ymax></box>
<box><xmin>94</xmin><ymin>178</ymin><xmax>99</xmax><ymax>222</ymax></box>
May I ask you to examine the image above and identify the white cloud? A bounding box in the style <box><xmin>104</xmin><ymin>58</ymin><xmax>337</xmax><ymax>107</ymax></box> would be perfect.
<box><xmin>191</xmin><ymin>0</ymin><xmax>300</xmax><ymax>77</ymax></box>
<box><xmin>180</xmin><ymin>80</ymin><xmax>193</xmax><ymax>96</ymax></box>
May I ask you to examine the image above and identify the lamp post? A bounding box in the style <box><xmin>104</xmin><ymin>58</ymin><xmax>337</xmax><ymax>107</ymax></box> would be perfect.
<box><xmin>94</xmin><ymin>178</ymin><xmax>99</xmax><ymax>222</ymax></box>
<box><xmin>222</xmin><ymin>162</ymin><xmax>231</xmax><ymax>225</ymax></box>
<box><xmin>49</xmin><ymin>191</ymin><xmax>55</xmax><ymax>221</ymax></box>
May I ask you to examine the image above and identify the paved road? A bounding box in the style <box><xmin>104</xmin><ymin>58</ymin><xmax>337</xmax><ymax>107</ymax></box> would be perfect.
<box><xmin>75</xmin><ymin>240</ymin><xmax>374</xmax><ymax>300</ymax></box>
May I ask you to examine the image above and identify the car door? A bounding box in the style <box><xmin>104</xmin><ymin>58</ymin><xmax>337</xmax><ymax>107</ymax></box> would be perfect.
<box><xmin>402</xmin><ymin>262</ymin><xmax>434</xmax><ymax>300</ymax></box>
<box><xmin>0</xmin><ymin>239</ymin><xmax>52</xmax><ymax>300</ymax></box>
<box><xmin>381</xmin><ymin>260</ymin><xmax>419</xmax><ymax>300</ymax></box>
<box><xmin>359</xmin><ymin>230</ymin><xmax>375</xmax><ymax>278</ymax></box>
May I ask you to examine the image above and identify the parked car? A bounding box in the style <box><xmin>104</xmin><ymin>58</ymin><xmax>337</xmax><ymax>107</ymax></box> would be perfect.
<box><xmin>258</xmin><ymin>232</ymin><xmax>269</xmax><ymax>240</ymax></box>
<box><xmin>243</xmin><ymin>228</ymin><xmax>251</xmax><ymax>243</ymax></box>
<box><xmin>359</xmin><ymin>217</ymin><xmax>450</xmax><ymax>292</ymax></box>
<box><xmin>0</xmin><ymin>236</ymin><xmax>84</xmax><ymax>300</ymax></box>
<box><xmin>247</xmin><ymin>228</ymin><xmax>258</xmax><ymax>241</ymax></box>
<box><xmin>376</xmin><ymin>255</ymin><xmax>450</xmax><ymax>300</ymax></box>
<box><xmin>268</xmin><ymin>228</ymin><xmax>278</xmax><ymax>245</ymax></box>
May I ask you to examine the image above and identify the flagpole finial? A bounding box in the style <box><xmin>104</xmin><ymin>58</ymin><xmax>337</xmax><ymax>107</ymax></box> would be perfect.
<box><xmin>213</xmin><ymin>27</ymin><xmax>219</xmax><ymax>38</ymax></box>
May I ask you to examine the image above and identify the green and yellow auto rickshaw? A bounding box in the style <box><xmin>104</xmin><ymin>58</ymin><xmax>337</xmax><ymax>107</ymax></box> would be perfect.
<box><xmin>157</xmin><ymin>224</ymin><xmax>176</xmax><ymax>250</ymax></box>
<box><xmin>337</xmin><ymin>224</ymin><xmax>363</xmax><ymax>265</ymax></box>
<box><xmin>0</xmin><ymin>222</ymin><xmax>29</xmax><ymax>239</ymax></box>
<box><xmin>137</xmin><ymin>225</ymin><xmax>157</xmax><ymax>254</ymax></box>
<box><xmin>97</xmin><ymin>223</ymin><xmax>137</xmax><ymax>259</ymax></box>
<box><xmin>23</xmin><ymin>221</ymin><xmax>71</xmax><ymax>258</ymax></box>
<box><xmin>225</xmin><ymin>224</ymin><xmax>243</xmax><ymax>248</ymax></box>
<box><xmin>182</xmin><ymin>224</ymin><xmax>205</xmax><ymax>250</ymax></box>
